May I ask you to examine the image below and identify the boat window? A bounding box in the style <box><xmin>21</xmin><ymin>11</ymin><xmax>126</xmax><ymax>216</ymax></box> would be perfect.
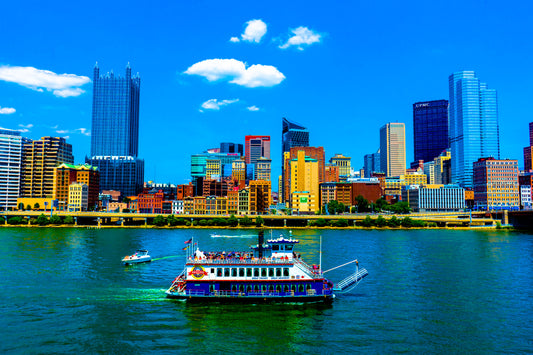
<box><xmin>283</xmin><ymin>268</ymin><xmax>289</xmax><ymax>277</ymax></box>
<box><xmin>239</xmin><ymin>268</ymin><xmax>245</xmax><ymax>277</ymax></box>
<box><xmin>239</xmin><ymin>285</ymin><xmax>244</xmax><ymax>292</ymax></box>
<box><xmin>231</xmin><ymin>268</ymin><xmax>237</xmax><ymax>277</ymax></box>
<box><xmin>247</xmin><ymin>285</ymin><xmax>252</xmax><ymax>293</ymax></box>
<box><xmin>246</xmin><ymin>268</ymin><xmax>252</xmax><ymax>277</ymax></box>
<box><xmin>286</xmin><ymin>245</ymin><xmax>293</xmax><ymax>251</ymax></box>
<box><xmin>299</xmin><ymin>284</ymin><xmax>304</xmax><ymax>293</ymax></box>
<box><xmin>217</xmin><ymin>268</ymin><xmax>222</xmax><ymax>277</ymax></box>
<box><xmin>268</xmin><ymin>268</ymin><xmax>274</xmax><ymax>277</ymax></box>
<box><xmin>231</xmin><ymin>285</ymin><xmax>237</xmax><ymax>292</ymax></box>
<box><xmin>261</xmin><ymin>268</ymin><xmax>267</xmax><ymax>277</ymax></box>
<box><xmin>254</xmin><ymin>268</ymin><xmax>259</xmax><ymax>277</ymax></box>
<box><xmin>224</xmin><ymin>268</ymin><xmax>230</xmax><ymax>277</ymax></box>
<box><xmin>209</xmin><ymin>284</ymin><xmax>214</xmax><ymax>292</ymax></box>
<box><xmin>211</xmin><ymin>268</ymin><xmax>214</xmax><ymax>274</ymax></box>
<box><xmin>307</xmin><ymin>284</ymin><xmax>311</xmax><ymax>290</ymax></box>
<box><xmin>276</xmin><ymin>285</ymin><xmax>281</xmax><ymax>292</ymax></box>
<box><xmin>276</xmin><ymin>268</ymin><xmax>281</xmax><ymax>277</ymax></box>
<box><xmin>262</xmin><ymin>285</ymin><xmax>266</xmax><ymax>292</ymax></box>
<box><xmin>291</xmin><ymin>285</ymin><xmax>296</xmax><ymax>292</ymax></box>
<box><xmin>272</xmin><ymin>244</ymin><xmax>279</xmax><ymax>251</ymax></box>
<box><xmin>284</xmin><ymin>285</ymin><xmax>288</xmax><ymax>292</ymax></box>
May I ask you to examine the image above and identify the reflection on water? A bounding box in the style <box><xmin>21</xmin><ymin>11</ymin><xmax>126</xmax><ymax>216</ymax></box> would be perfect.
<box><xmin>0</xmin><ymin>227</ymin><xmax>532</xmax><ymax>353</ymax></box>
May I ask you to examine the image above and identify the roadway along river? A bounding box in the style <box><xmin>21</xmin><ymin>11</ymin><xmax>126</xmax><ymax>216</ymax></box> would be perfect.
<box><xmin>1</xmin><ymin>227</ymin><xmax>532</xmax><ymax>353</ymax></box>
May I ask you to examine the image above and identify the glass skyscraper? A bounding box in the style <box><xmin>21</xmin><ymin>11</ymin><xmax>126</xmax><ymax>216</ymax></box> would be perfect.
<box><xmin>88</xmin><ymin>63</ymin><xmax>144</xmax><ymax>196</ymax></box>
<box><xmin>413</xmin><ymin>100</ymin><xmax>449</xmax><ymax>163</ymax></box>
<box><xmin>449</xmin><ymin>71</ymin><xmax>500</xmax><ymax>188</ymax></box>
<box><xmin>281</xmin><ymin>117</ymin><xmax>309</xmax><ymax>201</ymax></box>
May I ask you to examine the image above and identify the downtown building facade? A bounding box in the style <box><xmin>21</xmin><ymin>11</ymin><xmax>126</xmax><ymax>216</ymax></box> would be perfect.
<box><xmin>413</xmin><ymin>100</ymin><xmax>449</xmax><ymax>163</ymax></box>
<box><xmin>402</xmin><ymin>185</ymin><xmax>465</xmax><ymax>212</ymax></box>
<box><xmin>87</xmin><ymin>63</ymin><xmax>144</xmax><ymax>197</ymax></box>
<box><xmin>363</xmin><ymin>149</ymin><xmax>381</xmax><ymax>178</ymax></box>
<box><xmin>281</xmin><ymin>117</ymin><xmax>309</xmax><ymax>202</ymax></box>
<box><xmin>53</xmin><ymin>163</ymin><xmax>100</xmax><ymax>210</ymax></box>
<box><xmin>0</xmin><ymin>129</ymin><xmax>22</xmax><ymax>210</ymax></box>
<box><xmin>523</xmin><ymin>122</ymin><xmax>533</xmax><ymax>171</ymax></box>
<box><xmin>380</xmin><ymin>122</ymin><xmax>406</xmax><ymax>177</ymax></box>
<box><xmin>449</xmin><ymin>71</ymin><xmax>500</xmax><ymax>188</ymax></box>
<box><xmin>473</xmin><ymin>157</ymin><xmax>519</xmax><ymax>210</ymax></box>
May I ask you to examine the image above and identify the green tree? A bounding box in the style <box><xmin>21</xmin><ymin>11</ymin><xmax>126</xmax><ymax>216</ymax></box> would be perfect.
<box><xmin>255</xmin><ymin>216</ymin><xmax>264</xmax><ymax>227</ymax></box>
<box><xmin>198</xmin><ymin>219</ymin><xmax>207</xmax><ymax>226</ymax></box>
<box><xmin>334</xmin><ymin>219</ymin><xmax>349</xmax><ymax>227</ymax></box>
<box><xmin>327</xmin><ymin>200</ymin><xmax>346</xmax><ymax>215</ymax></box>
<box><xmin>360</xmin><ymin>216</ymin><xmax>374</xmax><ymax>227</ymax></box>
<box><xmin>49</xmin><ymin>215</ymin><xmax>62</xmax><ymax>225</ymax></box>
<box><xmin>26</xmin><ymin>204</ymin><xmax>31</xmax><ymax>211</ymax></box>
<box><xmin>354</xmin><ymin>195</ymin><xmax>370</xmax><ymax>212</ymax></box>
<box><xmin>153</xmin><ymin>215</ymin><xmax>167</xmax><ymax>226</ymax></box>
<box><xmin>34</xmin><ymin>202</ymin><xmax>40</xmax><ymax>210</ymax></box>
<box><xmin>387</xmin><ymin>216</ymin><xmax>400</xmax><ymax>227</ymax></box>
<box><xmin>375</xmin><ymin>215</ymin><xmax>387</xmax><ymax>227</ymax></box>
<box><xmin>36</xmin><ymin>214</ymin><xmax>49</xmax><ymax>226</ymax></box>
<box><xmin>388</xmin><ymin>201</ymin><xmax>411</xmax><ymax>214</ymax></box>
<box><xmin>400</xmin><ymin>217</ymin><xmax>414</xmax><ymax>228</ymax></box>
<box><xmin>18</xmin><ymin>202</ymin><xmax>24</xmax><ymax>211</ymax></box>
<box><xmin>240</xmin><ymin>216</ymin><xmax>253</xmax><ymax>226</ymax></box>
<box><xmin>227</xmin><ymin>214</ymin><xmax>239</xmax><ymax>227</ymax></box>
<box><xmin>63</xmin><ymin>215</ymin><xmax>75</xmax><ymax>225</ymax></box>
<box><xmin>375</xmin><ymin>198</ymin><xmax>389</xmax><ymax>212</ymax></box>
<box><xmin>8</xmin><ymin>216</ymin><xmax>24</xmax><ymax>225</ymax></box>
<box><xmin>167</xmin><ymin>215</ymin><xmax>178</xmax><ymax>226</ymax></box>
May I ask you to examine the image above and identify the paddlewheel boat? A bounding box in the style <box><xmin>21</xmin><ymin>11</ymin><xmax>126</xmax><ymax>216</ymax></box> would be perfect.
<box><xmin>166</xmin><ymin>232</ymin><xmax>368</xmax><ymax>302</ymax></box>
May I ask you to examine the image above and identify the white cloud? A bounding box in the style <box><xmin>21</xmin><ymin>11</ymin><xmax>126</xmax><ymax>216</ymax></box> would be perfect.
<box><xmin>63</xmin><ymin>136</ymin><xmax>70</xmax><ymax>140</ymax></box>
<box><xmin>185</xmin><ymin>59</ymin><xmax>285</xmax><ymax>88</ymax></box>
<box><xmin>0</xmin><ymin>65</ymin><xmax>90</xmax><ymax>97</ymax></box>
<box><xmin>241</xmin><ymin>19</ymin><xmax>267</xmax><ymax>43</ymax></box>
<box><xmin>279</xmin><ymin>26</ymin><xmax>322</xmax><ymax>50</ymax></box>
<box><xmin>230</xmin><ymin>37</ymin><xmax>240</xmax><ymax>43</ymax></box>
<box><xmin>19</xmin><ymin>124</ymin><xmax>33</xmax><ymax>129</ymax></box>
<box><xmin>75</xmin><ymin>128</ymin><xmax>91</xmax><ymax>136</ymax></box>
<box><xmin>247</xmin><ymin>105</ymin><xmax>260</xmax><ymax>111</ymax></box>
<box><xmin>56</xmin><ymin>130</ymin><xmax>69</xmax><ymax>134</ymax></box>
<box><xmin>0</xmin><ymin>106</ymin><xmax>16</xmax><ymax>114</ymax></box>
<box><xmin>201</xmin><ymin>99</ymin><xmax>239</xmax><ymax>111</ymax></box>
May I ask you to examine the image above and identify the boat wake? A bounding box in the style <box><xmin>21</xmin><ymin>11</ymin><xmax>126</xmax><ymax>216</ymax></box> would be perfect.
<box><xmin>210</xmin><ymin>234</ymin><xmax>256</xmax><ymax>239</ymax></box>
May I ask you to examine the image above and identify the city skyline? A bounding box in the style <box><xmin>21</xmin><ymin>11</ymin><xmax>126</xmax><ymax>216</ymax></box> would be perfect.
<box><xmin>1</xmin><ymin>1</ymin><xmax>532</xmax><ymax>184</ymax></box>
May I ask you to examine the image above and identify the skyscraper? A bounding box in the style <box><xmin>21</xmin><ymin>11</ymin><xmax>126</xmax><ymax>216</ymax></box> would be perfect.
<box><xmin>88</xmin><ymin>63</ymin><xmax>144</xmax><ymax>196</ymax></box>
<box><xmin>244</xmin><ymin>135</ymin><xmax>270</xmax><ymax>165</ymax></box>
<box><xmin>281</xmin><ymin>117</ymin><xmax>309</xmax><ymax>202</ymax></box>
<box><xmin>0</xmin><ymin>129</ymin><xmax>22</xmax><ymax>210</ymax></box>
<box><xmin>523</xmin><ymin>122</ymin><xmax>533</xmax><ymax>171</ymax></box>
<box><xmin>413</xmin><ymin>100</ymin><xmax>449</xmax><ymax>163</ymax></box>
<box><xmin>220</xmin><ymin>142</ymin><xmax>243</xmax><ymax>156</ymax></box>
<box><xmin>363</xmin><ymin>149</ymin><xmax>381</xmax><ymax>178</ymax></box>
<box><xmin>449</xmin><ymin>71</ymin><xmax>500</xmax><ymax>188</ymax></box>
<box><xmin>380</xmin><ymin>123</ymin><xmax>406</xmax><ymax>177</ymax></box>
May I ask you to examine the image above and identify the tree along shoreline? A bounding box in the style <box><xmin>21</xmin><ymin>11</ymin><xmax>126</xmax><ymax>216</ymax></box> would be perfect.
<box><xmin>2</xmin><ymin>213</ymin><xmax>509</xmax><ymax>230</ymax></box>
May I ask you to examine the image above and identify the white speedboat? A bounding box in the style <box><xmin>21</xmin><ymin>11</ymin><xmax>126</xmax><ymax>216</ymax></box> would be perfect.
<box><xmin>122</xmin><ymin>250</ymin><xmax>151</xmax><ymax>265</ymax></box>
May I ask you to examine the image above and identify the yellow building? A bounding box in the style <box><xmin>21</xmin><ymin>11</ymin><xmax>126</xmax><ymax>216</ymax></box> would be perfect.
<box><xmin>205</xmin><ymin>159</ymin><xmax>221</xmax><ymax>180</ymax></box>
<box><xmin>403</xmin><ymin>171</ymin><xmax>428</xmax><ymax>185</ymax></box>
<box><xmin>68</xmin><ymin>182</ymin><xmax>88</xmax><ymax>212</ymax></box>
<box><xmin>20</xmin><ymin>137</ymin><xmax>74</xmax><ymax>198</ymax></box>
<box><xmin>53</xmin><ymin>163</ymin><xmax>99</xmax><ymax>209</ymax></box>
<box><xmin>206</xmin><ymin>196</ymin><xmax>228</xmax><ymax>215</ymax></box>
<box><xmin>289</xmin><ymin>150</ymin><xmax>319</xmax><ymax>212</ymax></box>
<box><xmin>380</xmin><ymin>123</ymin><xmax>406</xmax><ymax>177</ymax></box>
<box><xmin>291</xmin><ymin>192</ymin><xmax>314</xmax><ymax>214</ymax></box>
<box><xmin>183</xmin><ymin>197</ymin><xmax>194</xmax><ymax>214</ymax></box>
<box><xmin>231</xmin><ymin>157</ymin><xmax>246</xmax><ymax>182</ymax></box>
<box><xmin>193</xmin><ymin>196</ymin><xmax>206</xmax><ymax>214</ymax></box>
<box><xmin>16</xmin><ymin>197</ymin><xmax>56</xmax><ymax>211</ymax></box>
<box><xmin>434</xmin><ymin>150</ymin><xmax>451</xmax><ymax>184</ymax></box>
<box><xmin>383</xmin><ymin>172</ymin><xmax>427</xmax><ymax>196</ymax></box>
<box><xmin>255</xmin><ymin>157</ymin><xmax>271</xmax><ymax>181</ymax></box>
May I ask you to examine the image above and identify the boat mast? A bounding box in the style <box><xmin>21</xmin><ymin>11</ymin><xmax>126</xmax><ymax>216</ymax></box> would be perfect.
<box><xmin>319</xmin><ymin>235</ymin><xmax>322</xmax><ymax>276</ymax></box>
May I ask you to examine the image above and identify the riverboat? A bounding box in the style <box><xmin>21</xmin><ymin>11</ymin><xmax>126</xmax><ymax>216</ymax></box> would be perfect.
<box><xmin>165</xmin><ymin>232</ymin><xmax>368</xmax><ymax>302</ymax></box>
<box><xmin>122</xmin><ymin>250</ymin><xmax>151</xmax><ymax>265</ymax></box>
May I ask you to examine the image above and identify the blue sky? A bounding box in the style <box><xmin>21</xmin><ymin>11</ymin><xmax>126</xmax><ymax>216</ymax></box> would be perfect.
<box><xmin>1</xmin><ymin>0</ymin><xmax>533</xmax><ymax>186</ymax></box>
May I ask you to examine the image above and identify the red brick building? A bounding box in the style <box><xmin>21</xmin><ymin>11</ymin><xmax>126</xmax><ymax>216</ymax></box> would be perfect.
<box><xmin>351</xmin><ymin>181</ymin><xmax>382</xmax><ymax>204</ymax></box>
<box><xmin>137</xmin><ymin>191</ymin><xmax>164</xmax><ymax>213</ymax></box>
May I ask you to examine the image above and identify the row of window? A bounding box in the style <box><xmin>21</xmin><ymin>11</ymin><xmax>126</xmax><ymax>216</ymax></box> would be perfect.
<box><xmin>216</xmin><ymin>283</ymin><xmax>313</xmax><ymax>294</ymax></box>
<box><xmin>212</xmin><ymin>267</ymin><xmax>291</xmax><ymax>278</ymax></box>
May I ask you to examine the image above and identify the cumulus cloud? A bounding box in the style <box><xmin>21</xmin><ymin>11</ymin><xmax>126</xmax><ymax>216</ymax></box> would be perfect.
<box><xmin>0</xmin><ymin>106</ymin><xmax>16</xmax><ymax>114</ymax></box>
<box><xmin>54</xmin><ymin>127</ymin><xmax>91</xmax><ymax>136</ymax></box>
<box><xmin>75</xmin><ymin>128</ymin><xmax>91</xmax><ymax>136</ymax></box>
<box><xmin>56</xmin><ymin>129</ymin><xmax>69</xmax><ymax>134</ymax></box>
<box><xmin>229</xmin><ymin>37</ymin><xmax>240</xmax><ymax>43</ymax></box>
<box><xmin>0</xmin><ymin>65</ymin><xmax>90</xmax><ymax>97</ymax></box>
<box><xmin>200</xmin><ymin>99</ymin><xmax>239</xmax><ymax>111</ymax></box>
<box><xmin>185</xmin><ymin>59</ymin><xmax>285</xmax><ymax>88</ymax></box>
<box><xmin>19</xmin><ymin>124</ymin><xmax>33</xmax><ymax>129</ymax></box>
<box><xmin>279</xmin><ymin>26</ymin><xmax>322</xmax><ymax>50</ymax></box>
<box><xmin>247</xmin><ymin>105</ymin><xmax>260</xmax><ymax>111</ymax></box>
<box><xmin>240</xmin><ymin>19</ymin><xmax>267</xmax><ymax>43</ymax></box>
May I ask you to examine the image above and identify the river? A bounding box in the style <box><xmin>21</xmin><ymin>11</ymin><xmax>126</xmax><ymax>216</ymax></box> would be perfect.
<box><xmin>1</xmin><ymin>227</ymin><xmax>532</xmax><ymax>353</ymax></box>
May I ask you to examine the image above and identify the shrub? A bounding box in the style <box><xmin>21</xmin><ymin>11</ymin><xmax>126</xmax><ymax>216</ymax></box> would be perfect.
<box><xmin>36</xmin><ymin>214</ymin><xmax>49</xmax><ymax>226</ymax></box>
<box><xmin>198</xmin><ymin>219</ymin><xmax>207</xmax><ymax>226</ymax></box>
<box><xmin>167</xmin><ymin>215</ymin><xmax>178</xmax><ymax>226</ymax></box>
<box><xmin>334</xmin><ymin>219</ymin><xmax>349</xmax><ymax>227</ymax></box>
<box><xmin>49</xmin><ymin>215</ymin><xmax>62</xmax><ymax>225</ymax></box>
<box><xmin>428</xmin><ymin>222</ymin><xmax>437</xmax><ymax>228</ymax></box>
<box><xmin>413</xmin><ymin>219</ymin><xmax>427</xmax><ymax>228</ymax></box>
<box><xmin>227</xmin><ymin>214</ymin><xmax>238</xmax><ymax>227</ymax></box>
<box><xmin>240</xmin><ymin>216</ymin><xmax>253</xmax><ymax>226</ymax></box>
<box><xmin>375</xmin><ymin>215</ymin><xmax>387</xmax><ymax>227</ymax></box>
<box><xmin>255</xmin><ymin>216</ymin><xmax>264</xmax><ymax>227</ymax></box>
<box><xmin>8</xmin><ymin>216</ymin><xmax>24</xmax><ymax>225</ymax></box>
<box><xmin>387</xmin><ymin>216</ymin><xmax>400</xmax><ymax>227</ymax></box>
<box><xmin>153</xmin><ymin>215</ymin><xmax>167</xmax><ymax>226</ymax></box>
<box><xmin>400</xmin><ymin>217</ymin><xmax>414</xmax><ymax>228</ymax></box>
<box><xmin>63</xmin><ymin>215</ymin><xmax>75</xmax><ymax>225</ymax></box>
<box><xmin>360</xmin><ymin>216</ymin><xmax>374</xmax><ymax>227</ymax></box>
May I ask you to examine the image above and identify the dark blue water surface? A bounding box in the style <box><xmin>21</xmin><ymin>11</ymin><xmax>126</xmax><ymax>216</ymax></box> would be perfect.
<box><xmin>1</xmin><ymin>228</ymin><xmax>532</xmax><ymax>354</ymax></box>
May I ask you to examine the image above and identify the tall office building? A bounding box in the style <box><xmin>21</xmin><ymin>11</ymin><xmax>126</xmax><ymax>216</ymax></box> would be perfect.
<box><xmin>87</xmin><ymin>63</ymin><xmax>144</xmax><ymax>196</ymax></box>
<box><xmin>449</xmin><ymin>71</ymin><xmax>500</xmax><ymax>188</ymax></box>
<box><xmin>282</xmin><ymin>146</ymin><xmax>325</xmax><ymax>203</ymax></box>
<box><xmin>380</xmin><ymin>123</ymin><xmax>406</xmax><ymax>177</ymax></box>
<box><xmin>220</xmin><ymin>142</ymin><xmax>243</xmax><ymax>156</ymax></box>
<box><xmin>363</xmin><ymin>149</ymin><xmax>381</xmax><ymax>178</ymax></box>
<box><xmin>330</xmin><ymin>154</ymin><xmax>351</xmax><ymax>179</ymax></box>
<box><xmin>281</xmin><ymin>117</ymin><xmax>310</xmax><ymax>202</ymax></box>
<box><xmin>20</xmin><ymin>137</ymin><xmax>74</xmax><ymax>198</ymax></box>
<box><xmin>523</xmin><ymin>122</ymin><xmax>533</xmax><ymax>171</ymax></box>
<box><xmin>244</xmin><ymin>135</ymin><xmax>270</xmax><ymax>165</ymax></box>
<box><xmin>289</xmin><ymin>150</ymin><xmax>319</xmax><ymax>213</ymax></box>
<box><xmin>254</xmin><ymin>157</ymin><xmax>272</xmax><ymax>181</ymax></box>
<box><xmin>0</xmin><ymin>129</ymin><xmax>22</xmax><ymax>209</ymax></box>
<box><xmin>413</xmin><ymin>100</ymin><xmax>449</xmax><ymax>163</ymax></box>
